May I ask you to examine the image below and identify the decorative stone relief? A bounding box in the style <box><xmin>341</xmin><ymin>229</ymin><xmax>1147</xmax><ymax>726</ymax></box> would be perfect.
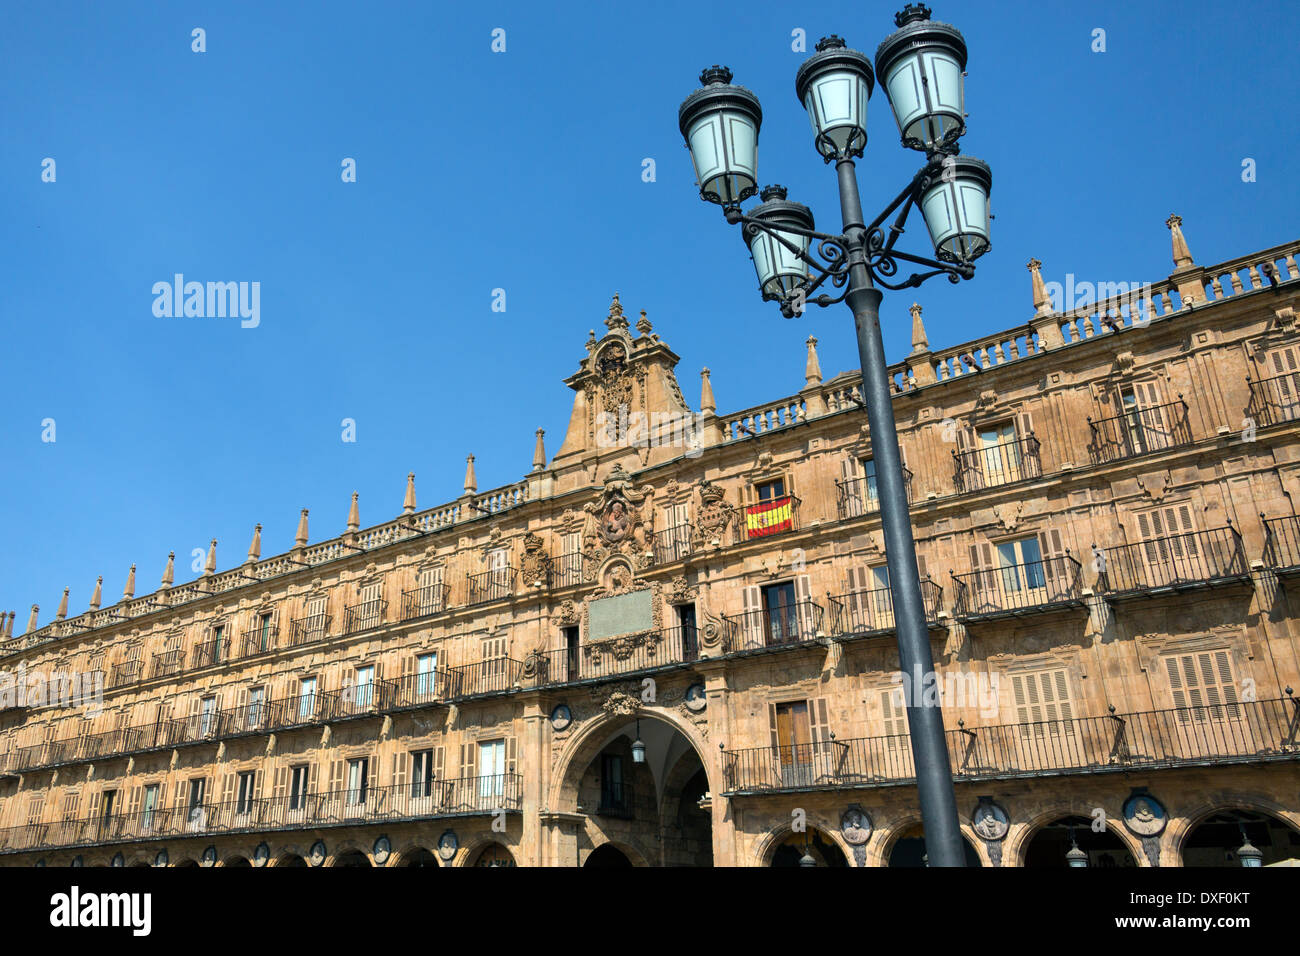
<box><xmin>520</xmin><ymin>533</ymin><xmax>553</xmax><ymax>588</ymax></box>
<box><xmin>693</xmin><ymin>478</ymin><xmax>736</xmax><ymax>549</ymax></box>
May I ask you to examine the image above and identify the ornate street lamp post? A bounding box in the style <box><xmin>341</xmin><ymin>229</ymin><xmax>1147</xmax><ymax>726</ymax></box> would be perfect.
<box><xmin>678</xmin><ymin>4</ymin><xmax>992</xmax><ymax>867</ymax></box>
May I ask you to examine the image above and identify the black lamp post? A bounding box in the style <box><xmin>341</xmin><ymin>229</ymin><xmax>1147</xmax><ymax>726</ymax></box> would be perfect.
<box><xmin>678</xmin><ymin>4</ymin><xmax>992</xmax><ymax>867</ymax></box>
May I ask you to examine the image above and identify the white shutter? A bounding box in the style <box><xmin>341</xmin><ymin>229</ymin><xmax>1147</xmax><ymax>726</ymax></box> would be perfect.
<box><xmin>741</xmin><ymin>585</ymin><xmax>763</xmax><ymax>649</ymax></box>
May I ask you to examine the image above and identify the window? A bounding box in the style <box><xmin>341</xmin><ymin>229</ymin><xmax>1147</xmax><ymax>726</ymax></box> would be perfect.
<box><xmin>416</xmin><ymin>653</ymin><xmax>438</xmax><ymax>699</ymax></box>
<box><xmin>676</xmin><ymin>605</ymin><xmax>698</xmax><ymax>662</ymax></box>
<box><xmin>978</xmin><ymin>421</ymin><xmax>1021</xmax><ymax>481</ymax></box>
<box><xmin>1136</xmin><ymin>504</ymin><xmax>1198</xmax><ymax>567</ymax></box>
<box><xmin>140</xmin><ymin>785</ymin><xmax>158</xmax><ymax>829</ymax></box>
<box><xmin>1165</xmin><ymin>649</ymin><xmax>1240</xmax><ymax>720</ymax></box>
<box><xmin>289</xmin><ymin>765</ymin><xmax>309</xmax><ymax>811</ymax></box>
<box><xmin>211</xmin><ymin>624</ymin><xmax>225</xmax><ymax>663</ymax></box>
<box><xmin>298</xmin><ymin>677</ymin><xmax>317</xmax><ymax>720</ymax></box>
<box><xmin>755</xmin><ymin>478</ymin><xmax>786</xmax><ymax>502</ymax></box>
<box><xmin>411</xmin><ymin>749</ymin><xmax>435</xmax><ymax>799</ymax></box>
<box><xmin>481</xmin><ymin>636</ymin><xmax>509</xmax><ymax>692</ymax></box>
<box><xmin>354</xmin><ymin>665</ymin><xmax>374</xmax><ymax>709</ymax></box>
<box><xmin>187</xmin><ymin>778</ymin><xmax>207</xmax><ymax>827</ymax></box>
<box><xmin>236</xmin><ymin>772</ymin><xmax>256</xmax><ymax>815</ymax></box>
<box><xmin>199</xmin><ymin>695</ymin><xmax>218</xmax><ymax>736</ymax></box>
<box><xmin>862</xmin><ymin>459</ymin><xmax>879</xmax><ymax>508</ymax></box>
<box><xmin>761</xmin><ymin>581</ymin><xmax>798</xmax><ymax>645</ymax></box>
<box><xmin>771</xmin><ymin>701</ymin><xmax>813</xmax><ymax>785</ymax></box>
<box><xmin>996</xmin><ymin>536</ymin><xmax>1045</xmax><ymax>593</ymax></box>
<box><xmin>346</xmin><ymin>758</ymin><xmax>369</xmax><ymax>807</ymax></box>
<box><xmin>1119</xmin><ymin>382</ymin><xmax>1169</xmax><ymax>453</ymax></box>
<box><xmin>257</xmin><ymin>613</ymin><xmax>273</xmax><ymax>651</ymax></box>
<box><xmin>881</xmin><ymin>688</ymin><xmax>908</xmax><ymax>740</ymax></box>
<box><xmin>478</xmin><ymin>739</ymin><xmax>506</xmax><ymax>799</ymax></box>
<box><xmin>562</xmin><ymin>626</ymin><xmax>580</xmax><ymax>680</ymax></box>
<box><xmin>98</xmin><ymin>789</ymin><xmax>115</xmax><ymax>822</ymax></box>
<box><xmin>600</xmin><ymin>753</ymin><xmax>626</xmax><ymax>812</ymax></box>
<box><xmin>1265</xmin><ymin>346</ymin><xmax>1300</xmax><ymax>420</ymax></box>
<box><xmin>1010</xmin><ymin>669</ymin><xmax>1075</xmax><ymax>737</ymax></box>
<box><xmin>417</xmin><ymin>567</ymin><xmax>444</xmax><ymax>615</ymax></box>
<box><xmin>355</xmin><ymin>582</ymin><xmax>382</xmax><ymax>631</ymax></box>
<box><xmin>247</xmin><ymin>686</ymin><xmax>264</xmax><ymax>727</ymax></box>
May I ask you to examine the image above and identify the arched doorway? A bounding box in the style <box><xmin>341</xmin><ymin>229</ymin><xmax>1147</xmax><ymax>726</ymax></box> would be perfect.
<box><xmin>555</xmin><ymin>710</ymin><xmax>714</xmax><ymax>867</ymax></box>
<box><xmin>888</xmin><ymin>823</ymin><xmax>983</xmax><ymax>867</ymax></box>
<box><xmin>1181</xmin><ymin>810</ymin><xmax>1300</xmax><ymax>867</ymax></box>
<box><xmin>472</xmin><ymin>843</ymin><xmax>516</xmax><ymax>867</ymax></box>
<box><xmin>770</xmin><ymin>829</ymin><xmax>848</xmax><ymax>867</ymax></box>
<box><xmin>1023</xmin><ymin>816</ymin><xmax>1137</xmax><ymax>868</ymax></box>
<box><xmin>333</xmin><ymin>850</ymin><xmax>372</xmax><ymax>867</ymax></box>
<box><xmin>401</xmin><ymin>847</ymin><xmax>440</xmax><ymax>867</ymax></box>
<box><xmin>223</xmin><ymin>856</ymin><xmax>251</xmax><ymax>867</ymax></box>
<box><xmin>585</xmin><ymin>844</ymin><xmax>634</xmax><ymax>867</ymax></box>
<box><xmin>276</xmin><ymin>853</ymin><xmax>307</xmax><ymax>868</ymax></box>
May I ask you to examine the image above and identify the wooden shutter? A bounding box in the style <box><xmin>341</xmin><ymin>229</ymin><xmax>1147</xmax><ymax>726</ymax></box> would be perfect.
<box><xmin>1165</xmin><ymin>650</ymin><xmax>1239</xmax><ymax>712</ymax></box>
<box><xmin>433</xmin><ymin>746</ymin><xmax>445</xmax><ymax>779</ymax></box>
<box><xmin>328</xmin><ymin>760</ymin><xmax>344</xmax><ymax>796</ymax></box>
<box><xmin>506</xmin><ymin>737</ymin><xmax>517</xmax><ymax>775</ymax></box>
<box><xmin>252</xmin><ymin>770</ymin><xmax>263</xmax><ymax>801</ymax></box>
<box><xmin>87</xmin><ymin>790</ymin><xmax>102</xmax><ymax>821</ymax></box>
<box><xmin>221</xmin><ymin>773</ymin><xmax>235</xmax><ymax>806</ymax></box>
<box><xmin>1011</xmin><ymin>669</ymin><xmax>1074</xmax><ymax>734</ymax></box>
<box><xmin>308</xmin><ymin>762</ymin><xmax>318</xmax><ymax>796</ymax></box>
<box><xmin>459</xmin><ymin>742</ymin><xmax>478</xmax><ymax>781</ymax></box>
<box><xmin>968</xmin><ymin>540</ymin><xmax>996</xmax><ymax>606</ymax></box>
<box><xmin>742</xmin><ymin>585</ymin><xmax>763</xmax><ymax>648</ymax></box>
<box><xmin>768</xmin><ymin>703</ymin><xmax>779</xmax><ymax>752</ymax></box>
<box><xmin>272</xmin><ymin>766</ymin><xmax>287</xmax><ymax>801</ymax></box>
<box><xmin>809</xmin><ymin>698</ymin><xmax>830</xmax><ymax>748</ymax></box>
<box><xmin>393</xmin><ymin>752</ymin><xmax>408</xmax><ymax>791</ymax></box>
<box><xmin>881</xmin><ymin>688</ymin><xmax>908</xmax><ymax>738</ymax></box>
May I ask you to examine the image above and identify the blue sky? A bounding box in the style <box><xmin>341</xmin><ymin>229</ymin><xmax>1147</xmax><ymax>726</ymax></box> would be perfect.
<box><xmin>2</xmin><ymin>0</ymin><xmax>1297</xmax><ymax>623</ymax></box>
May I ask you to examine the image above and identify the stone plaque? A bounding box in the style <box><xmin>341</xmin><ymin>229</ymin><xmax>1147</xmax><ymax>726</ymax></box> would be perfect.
<box><xmin>589</xmin><ymin>589</ymin><xmax>652</xmax><ymax>640</ymax></box>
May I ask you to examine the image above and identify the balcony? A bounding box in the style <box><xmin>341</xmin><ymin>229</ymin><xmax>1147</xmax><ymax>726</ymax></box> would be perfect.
<box><xmin>108</xmin><ymin>659</ymin><xmax>143</xmax><ymax>689</ymax></box>
<box><xmin>722</xmin><ymin>601</ymin><xmax>825</xmax><ymax>653</ymax></box>
<box><xmin>828</xmin><ymin>578</ymin><xmax>945</xmax><ymax>637</ymax></box>
<box><xmin>150</xmin><ymin>649</ymin><xmax>184</xmax><ymax>679</ymax></box>
<box><xmin>390</xmin><ymin>667</ymin><xmax>462</xmax><ymax>709</ymax></box>
<box><xmin>240</xmin><ymin>623</ymin><xmax>279</xmax><ymax>658</ymax></box>
<box><xmin>447</xmin><ymin>657</ymin><xmax>523</xmax><ymax>697</ymax></box>
<box><xmin>288</xmin><ymin>612</ymin><xmax>331</xmax><ymax>647</ymax></box>
<box><xmin>524</xmin><ymin>624</ymin><xmax>701</xmax><ymax>687</ymax></box>
<box><xmin>1096</xmin><ymin>526</ymin><xmax>1248</xmax><ymax>600</ymax></box>
<box><xmin>720</xmin><ymin>696</ymin><xmax>1300</xmax><ymax>794</ymax></box>
<box><xmin>551</xmin><ymin>553</ymin><xmax>585</xmax><ymax>589</ymax></box>
<box><xmin>653</xmin><ymin>524</ymin><xmax>693</xmax><ymax>564</ymax></box>
<box><xmin>953</xmin><ymin>436</ymin><xmax>1041</xmax><ymax>493</ymax></box>
<box><xmin>400</xmin><ymin>583</ymin><xmax>450</xmax><ymax>621</ymax></box>
<box><xmin>191</xmin><ymin>635</ymin><xmax>228</xmax><ymax>669</ymax></box>
<box><xmin>332</xmin><ymin>677</ymin><xmax>398</xmax><ymax>717</ymax></box>
<box><xmin>1087</xmin><ymin>398</ymin><xmax>1191</xmax><ymax>464</ymax></box>
<box><xmin>1248</xmin><ymin>371</ymin><xmax>1300</xmax><ymax>428</ymax></box>
<box><xmin>343</xmin><ymin>598</ymin><xmax>387</xmax><ymax>635</ymax></box>
<box><xmin>467</xmin><ymin>568</ymin><xmax>516</xmax><ymax>606</ymax></box>
<box><xmin>0</xmin><ymin>774</ymin><xmax>524</xmax><ymax>855</ymax></box>
<box><xmin>1263</xmin><ymin>514</ymin><xmax>1300</xmax><ymax>576</ymax></box>
<box><xmin>952</xmin><ymin>555</ymin><xmax>1084</xmax><ymax>622</ymax></box>
<box><xmin>835</xmin><ymin>468</ymin><xmax>913</xmax><ymax>520</ymax></box>
<box><xmin>736</xmin><ymin>495</ymin><xmax>801</xmax><ymax>543</ymax></box>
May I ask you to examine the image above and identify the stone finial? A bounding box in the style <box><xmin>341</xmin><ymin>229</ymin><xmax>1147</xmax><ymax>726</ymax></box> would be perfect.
<box><xmin>347</xmin><ymin>492</ymin><xmax>360</xmax><ymax>532</ymax></box>
<box><xmin>464</xmin><ymin>454</ymin><xmax>478</xmax><ymax>495</ymax></box>
<box><xmin>1027</xmin><ymin>258</ymin><xmax>1055</xmax><ymax>317</ymax></box>
<box><xmin>203</xmin><ymin>539</ymin><xmax>218</xmax><ymax>576</ymax></box>
<box><xmin>4</xmin><ymin>611</ymin><xmax>13</xmax><ymax>639</ymax></box>
<box><xmin>161</xmin><ymin>552</ymin><xmax>175</xmax><ymax>587</ymax></box>
<box><xmin>123</xmin><ymin>564</ymin><xmax>136</xmax><ymax>600</ymax></box>
<box><xmin>403</xmin><ymin>473</ymin><xmax>417</xmax><ymax>515</ymax></box>
<box><xmin>25</xmin><ymin>605</ymin><xmax>39</xmax><ymax>634</ymax></box>
<box><xmin>909</xmin><ymin>303</ymin><xmax>930</xmax><ymax>352</ymax></box>
<box><xmin>533</xmin><ymin>429</ymin><xmax>547</xmax><ymax>472</ymax></box>
<box><xmin>56</xmin><ymin>587</ymin><xmax>69</xmax><ymax>620</ymax></box>
<box><xmin>636</xmin><ymin>310</ymin><xmax>653</xmax><ymax>336</ymax></box>
<box><xmin>1166</xmin><ymin>214</ymin><xmax>1194</xmax><ymax>268</ymax></box>
<box><xmin>586</xmin><ymin>329</ymin><xmax>598</xmax><ymax>353</ymax></box>
<box><xmin>605</xmin><ymin>293</ymin><xmax>629</xmax><ymax>331</ymax></box>
<box><xmin>295</xmin><ymin>509</ymin><xmax>310</xmax><ymax>547</ymax></box>
<box><xmin>89</xmin><ymin>576</ymin><xmax>103</xmax><ymax>612</ymax></box>
<box><xmin>247</xmin><ymin>525</ymin><xmax>262</xmax><ymax>564</ymax></box>
<box><xmin>700</xmin><ymin>368</ymin><xmax>716</xmax><ymax>415</ymax></box>
<box><xmin>804</xmin><ymin>336</ymin><xmax>823</xmax><ymax>387</ymax></box>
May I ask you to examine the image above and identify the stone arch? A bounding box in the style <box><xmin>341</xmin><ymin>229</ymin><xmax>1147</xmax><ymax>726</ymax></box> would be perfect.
<box><xmin>390</xmin><ymin>840</ymin><xmax>442</xmax><ymax>868</ymax></box>
<box><xmin>582</xmin><ymin>839</ymin><xmax>650</xmax><ymax>867</ymax></box>
<box><xmin>271</xmin><ymin>849</ymin><xmax>308</xmax><ymax>868</ymax></box>
<box><xmin>461</xmin><ymin>840</ymin><xmax>518</xmax><ymax>868</ymax></box>
<box><xmin>1006</xmin><ymin>800</ymin><xmax>1145</xmax><ymax>868</ymax></box>
<box><xmin>220</xmin><ymin>855</ymin><xmax>252</xmax><ymax>867</ymax></box>
<box><xmin>1167</xmin><ymin>793</ymin><xmax>1300</xmax><ymax>867</ymax></box>
<box><xmin>870</xmin><ymin>814</ymin><xmax>987</xmax><ymax>867</ymax></box>
<box><xmin>752</xmin><ymin>816</ymin><xmax>855</xmax><ymax>867</ymax></box>
<box><xmin>547</xmin><ymin>705</ymin><xmax>718</xmax><ymax>814</ymax></box>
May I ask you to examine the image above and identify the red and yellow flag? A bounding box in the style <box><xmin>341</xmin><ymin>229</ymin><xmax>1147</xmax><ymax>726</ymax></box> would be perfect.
<box><xmin>745</xmin><ymin>497</ymin><xmax>793</xmax><ymax>537</ymax></box>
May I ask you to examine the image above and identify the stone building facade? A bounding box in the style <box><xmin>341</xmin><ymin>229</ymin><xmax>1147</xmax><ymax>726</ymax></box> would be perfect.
<box><xmin>2</xmin><ymin>219</ymin><xmax>1300</xmax><ymax>868</ymax></box>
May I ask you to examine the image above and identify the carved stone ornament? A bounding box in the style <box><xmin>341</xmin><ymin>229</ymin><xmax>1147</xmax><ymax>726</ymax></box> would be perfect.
<box><xmin>666</xmin><ymin>575</ymin><xmax>697</xmax><ymax>605</ymax></box>
<box><xmin>520</xmin><ymin>532</ymin><xmax>553</xmax><ymax>588</ymax></box>
<box><xmin>971</xmin><ymin>799</ymin><xmax>1010</xmax><ymax>841</ymax></box>
<box><xmin>1122</xmin><ymin>792</ymin><xmax>1167</xmax><ymax>838</ymax></box>
<box><xmin>1136</xmin><ymin>471</ymin><xmax>1175</xmax><ymax>503</ymax></box>
<box><xmin>1115</xmin><ymin>350</ymin><xmax>1136</xmax><ymax>373</ymax></box>
<box><xmin>601</xmin><ymin>691</ymin><xmax>640</xmax><ymax>718</ymax></box>
<box><xmin>479</xmin><ymin>525</ymin><xmax>506</xmax><ymax>563</ymax></box>
<box><xmin>993</xmin><ymin>501</ymin><xmax>1024</xmax><ymax>533</ymax></box>
<box><xmin>553</xmin><ymin>599</ymin><xmax>579</xmax><ymax>626</ymax></box>
<box><xmin>581</xmin><ymin>465</ymin><xmax>656</xmax><ymax>573</ymax></box>
<box><xmin>308</xmin><ymin>840</ymin><xmax>326</xmax><ymax>866</ymax></box>
<box><xmin>700</xmin><ymin>608</ymin><xmax>727</xmax><ymax>653</ymax></box>
<box><xmin>840</xmin><ymin>806</ymin><xmax>873</xmax><ymax>846</ymax></box>
<box><xmin>693</xmin><ymin>478</ymin><xmax>736</xmax><ymax>548</ymax></box>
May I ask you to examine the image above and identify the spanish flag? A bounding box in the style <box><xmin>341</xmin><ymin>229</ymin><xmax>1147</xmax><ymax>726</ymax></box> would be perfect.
<box><xmin>746</xmin><ymin>497</ymin><xmax>794</xmax><ymax>537</ymax></box>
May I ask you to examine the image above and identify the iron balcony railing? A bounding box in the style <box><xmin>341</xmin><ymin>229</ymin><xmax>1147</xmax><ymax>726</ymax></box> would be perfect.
<box><xmin>108</xmin><ymin>659</ymin><xmax>143</xmax><ymax>689</ymax></box>
<box><xmin>722</xmin><ymin>601</ymin><xmax>824</xmax><ymax>652</ymax></box>
<box><xmin>953</xmin><ymin>435</ymin><xmax>1042</xmax><ymax>493</ymax></box>
<box><xmin>1087</xmin><ymin>398</ymin><xmax>1191</xmax><ymax>465</ymax></box>
<box><xmin>523</xmin><ymin>624</ymin><xmax>701</xmax><ymax>687</ymax></box>
<box><xmin>151</xmin><ymin>649</ymin><xmax>184</xmax><ymax>679</ymax></box>
<box><xmin>1247</xmin><ymin>371</ymin><xmax>1300</xmax><ymax>428</ymax></box>
<box><xmin>1262</xmin><ymin>514</ymin><xmax>1300</xmax><ymax>574</ymax></box>
<box><xmin>400</xmin><ymin>583</ymin><xmax>450</xmax><ymax>621</ymax></box>
<box><xmin>551</xmin><ymin>552</ymin><xmax>585</xmax><ymax>589</ymax></box>
<box><xmin>334</xmin><ymin>677</ymin><xmax>398</xmax><ymax>716</ymax></box>
<box><xmin>0</xmin><ymin>775</ymin><xmax>524</xmax><ymax>855</ymax></box>
<box><xmin>952</xmin><ymin>555</ymin><xmax>1084</xmax><ymax>621</ymax></box>
<box><xmin>736</xmin><ymin>495</ymin><xmax>801</xmax><ymax>543</ymax></box>
<box><xmin>467</xmin><ymin>568</ymin><xmax>516</xmax><ymax>606</ymax></box>
<box><xmin>240</xmin><ymin>623</ymin><xmax>279</xmax><ymax>658</ymax></box>
<box><xmin>827</xmin><ymin>578</ymin><xmax>944</xmax><ymax>636</ymax></box>
<box><xmin>390</xmin><ymin>667</ymin><xmax>463</xmax><ymax>709</ymax></box>
<box><xmin>721</xmin><ymin>696</ymin><xmax>1300</xmax><ymax>793</ymax></box>
<box><xmin>192</xmin><ymin>635</ymin><xmax>228</xmax><ymax>669</ymax></box>
<box><xmin>835</xmin><ymin>468</ymin><xmax>913</xmax><ymax>520</ymax></box>
<box><xmin>446</xmin><ymin>657</ymin><xmax>523</xmax><ymax>697</ymax></box>
<box><xmin>288</xmin><ymin>612</ymin><xmax>331</xmax><ymax>647</ymax></box>
<box><xmin>343</xmin><ymin>599</ymin><xmax>387</xmax><ymax>635</ymax></box>
<box><xmin>653</xmin><ymin>523</ymin><xmax>693</xmax><ymax>564</ymax></box>
<box><xmin>1095</xmin><ymin>526</ymin><xmax>1248</xmax><ymax>597</ymax></box>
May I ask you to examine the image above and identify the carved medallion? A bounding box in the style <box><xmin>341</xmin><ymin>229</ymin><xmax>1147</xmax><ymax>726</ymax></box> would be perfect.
<box><xmin>841</xmin><ymin>806</ymin><xmax>872</xmax><ymax>846</ymax></box>
<box><xmin>971</xmin><ymin>799</ymin><xmax>1010</xmax><ymax>841</ymax></box>
<box><xmin>1122</xmin><ymin>793</ymin><xmax>1167</xmax><ymax>838</ymax></box>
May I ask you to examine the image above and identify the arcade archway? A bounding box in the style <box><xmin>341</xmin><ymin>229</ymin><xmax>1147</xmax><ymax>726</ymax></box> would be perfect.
<box><xmin>1023</xmin><ymin>816</ymin><xmax>1137</xmax><ymax>868</ymax></box>
<box><xmin>1181</xmin><ymin>809</ymin><xmax>1300</xmax><ymax>867</ymax></box>
<box><xmin>887</xmin><ymin>823</ymin><xmax>983</xmax><ymax>867</ymax></box>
